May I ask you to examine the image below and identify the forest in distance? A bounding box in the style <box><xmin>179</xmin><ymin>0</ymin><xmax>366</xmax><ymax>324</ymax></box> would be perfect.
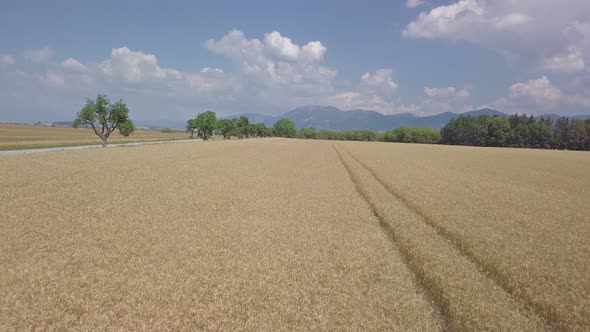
<box><xmin>193</xmin><ymin>111</ymin><xmax>590</xmax><ymax>151</ymax></box>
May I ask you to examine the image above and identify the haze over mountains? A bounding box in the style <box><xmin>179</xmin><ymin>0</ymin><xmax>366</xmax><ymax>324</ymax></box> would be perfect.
<box><xmin>46</xmin><ymin>106</ymin><xmax>590</xmax><ymax>131</ymax></box>
<box><xmin>226</xmin><ymin>106</ymin><xmax>590</xmax><ymax>132</ymax></box>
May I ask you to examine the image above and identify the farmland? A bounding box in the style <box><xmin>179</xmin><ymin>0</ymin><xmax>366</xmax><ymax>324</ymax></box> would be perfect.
<box><xmin>1</xmin><ymin>138</ymin><xmax>589</xmax><ymax>330</ymax></box>
<box><xmin>0</xmin><ymin>124</ymin><xmax>187</xmax><ymax>150</ymax></box>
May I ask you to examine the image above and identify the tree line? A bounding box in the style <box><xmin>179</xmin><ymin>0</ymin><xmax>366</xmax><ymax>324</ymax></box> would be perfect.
<box><xmin>295</xmin><ymin>127</ymin><xmax>441</xmax><ymax>143</ymax></box>
<box><xmin>185</xmin><ymin>112</ymin><xmax>297</xmax><ymax>140</ymax></box>
<box><xmin>441</xmin><ymin>114</ymin><xmax>590</xmax><ymax>150</ymax></box>
<box><xmin>75</xmin><ymin>95</ymin><xmax>589</xmax><ymax>151</ymax></box>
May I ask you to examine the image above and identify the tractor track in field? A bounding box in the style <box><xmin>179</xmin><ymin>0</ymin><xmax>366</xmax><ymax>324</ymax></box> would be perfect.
<box><xmin>332</xmin><ymin>143</ymin><xmax>548</xmax><ymax>331</ymax></box>
<box><xmin>332</xmin><ymin>145</ymin><xmax>452</xmax><ymax>331</ymax></box>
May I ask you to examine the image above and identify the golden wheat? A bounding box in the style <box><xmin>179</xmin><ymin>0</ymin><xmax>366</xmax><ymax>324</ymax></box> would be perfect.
<box><xmin>0</xmin><ymin>123</ymin><xmax>188</xmax><ymax>149</ymax></box>
<box><xmin>2</xmin><ymin>138</ymin><xmax>587</xmax><ymax>330</ymax></box>
<box><xmin>342</xmin><ymin>141</ymin><xmax>590</xmax><ymax>330</ymax></box>
<box><xmin>0</xmin><ymin>139</ymin><xmax>442</xmax><ymax>331</ymax></box>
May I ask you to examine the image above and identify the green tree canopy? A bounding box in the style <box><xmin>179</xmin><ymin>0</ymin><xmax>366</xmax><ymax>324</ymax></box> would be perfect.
<box><xmin>195</xmin><ymin>111</ymin><xmax>217</xmax><ymax>140</ymax></box>
<box><xmin>73</xmin><ymin>94</ymin><xmax>134</xmax><ymax>147</ymax></box>
<box><xmin>299</xmin><ymin>127</ymin><xmax>318</xmax><ymax>139</ymax></box>
<box><xmin>273</xmin><ymin>119</ymin><xmax>298</xmax><ymax>138</ymax></box>
<box><xmin>216</xmin><ymin>119</ymin><xmax>236</xmax><ymax>139</ymax></box>
<box><xmin>186</xmin><ymin>118</ymin><xmax>198</xmax><ymax>138</ymax></box>
<box><xmin>253</xmin><ymin>123</ymin><xmax>271</xmax><ymax>137</ymax></box>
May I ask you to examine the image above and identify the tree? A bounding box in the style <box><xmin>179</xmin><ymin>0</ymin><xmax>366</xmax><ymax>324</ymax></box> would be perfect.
<box><xmin>569</xmin><ymin>119</ymin><xmax>587</xmax><ymax>150</ymax></box>
<box><xmin>554</xmin><ymin>117</ymin><xmax>570</xmax><ymax>149</ymax></box>
<box><xmin>194</xmin><ymin>111</ymin><xmax>217</xmax><ymax>140</ymax></box>
<box><xmin>253</xmin><ymin>123</ymin><xmax>270</xmax><ymax>137</ymax></box>
<box><xmin>299</xmin><ymin>127</ymin><xmax>317</xmax><ymax>139</ymax></box>
<box><xmin>236</xmin><ymin>116</ymin><xmax>250</xmax><ymax>138</ymax></box>
<box><xmin>318</xmin><ymin>130</ymin><xmax>342</xmax><ymax>140</ymax></box>
<box><xmin>533</xmin><ymin>117</ymin><xmax>555</xmax><ymax>149</ymax></box>
<box><xmin>384</xmin><ymin>127</ymin><xmax>441</xmax><ymax>144</ymax></box>
<box><xmin>216</xmin><ymin>119</ymin><xmax>236</xmax><ymax>139</ymax></box>
<box><xmin>273</xmin><ymin>119</ymin><xmax>297</xmax><ymax>138</ymax></box>
<box><xmin>73</xmin><ymin>94</ymin><xmax>134</xmax><ymax>147</ymax></box>
<box><xmin>186</xmin><ymin>118</ymin><xmax>198</xmax><ymax>138</ymax></box>
<box><xmin>441</xmin><ymin>115</ymin><xmax>489</xmax><ymax>146</ymax></box>
<box><xmin>487</xmin><ymin>117</ymin><xmax>510</xmax><ymax>146</ymax></box>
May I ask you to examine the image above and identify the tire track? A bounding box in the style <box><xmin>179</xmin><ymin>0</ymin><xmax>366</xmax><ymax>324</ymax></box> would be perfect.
<box><xmin>333</xmin><ymin>144</ymin><xmax>546</xmax><ymax>331</ymax></box>
<box><xmin>339</xmin><ymin>145</ymin><xmax>559</xmax><ymax>329</ymax></box>
<box><xmin>332</xmin><ymin>144</ymin><xmax>451</xmax><ymax>331</ymax></box>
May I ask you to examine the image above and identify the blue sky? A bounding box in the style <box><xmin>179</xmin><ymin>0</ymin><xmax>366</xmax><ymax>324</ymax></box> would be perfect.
<box><xmin>1</xmin><ymin>0</ymin><xmax>589</xmax><ymax>122</ymax></box>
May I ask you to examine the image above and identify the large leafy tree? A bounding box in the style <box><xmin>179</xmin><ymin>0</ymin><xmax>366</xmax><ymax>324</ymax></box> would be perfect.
<box><xmin>252</xmin><ymin>123</ymin><xmax>269</xmax><ymax>137</ymax></box>
<box><xmin>236</xmin><ymin>116</ymin><xmax>250</xmax><ymax>138</ymax></box>
<box><xmin>73</xmin><ymin>94</ymin><xmax>135</xmax><ymax>147</ymax></box>
<box><xmin>216</xmin><ymin>119</ymin><xmax>236</xmax><ymax>139</ymax></box>
<box><xmin>273</xmin><ymin>119</ymin><xmax>297</xmax><ymax>138</ymax></box>
<box><xmin>187</xmin><ymin>118</ymin><xmax>198</xmax><ymax>138</ymax></box>
<box><xmin>299</xmin><ymin>127</ymin><xmax>318</xmax><ymax>139</ymax></box>
<box><xmin>195</xmin><ymin>111</ymin><xmax>217</xmax><ymax>140</ymax></box>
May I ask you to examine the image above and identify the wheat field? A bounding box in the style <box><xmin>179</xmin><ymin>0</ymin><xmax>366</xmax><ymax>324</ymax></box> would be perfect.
<box><xmin>0</xmin><ymin>124</ymin><xmax>187</xmax><ymax>149</ymax></box>
<box><xmin>1</xmin><ymin>138</ymin><xmax>589</xmax><ymax>330</ymax></box>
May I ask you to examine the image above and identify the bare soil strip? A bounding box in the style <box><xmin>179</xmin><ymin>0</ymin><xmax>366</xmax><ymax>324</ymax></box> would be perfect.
<box><xmin>333</xmin><ymin>144</ymin><xmax>546</xmax><ymax>331</ymax></box>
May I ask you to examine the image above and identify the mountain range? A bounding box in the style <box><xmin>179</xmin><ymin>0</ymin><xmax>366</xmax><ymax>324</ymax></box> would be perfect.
<box><xmin>51</xmin><ymin>106</ymin><xmax>590</xmax><ymax>131</ymax></box>
<box><xmin>227</xmin><ymin>106</ymin><xmax>590</xmax><ymax>132</ymax></box>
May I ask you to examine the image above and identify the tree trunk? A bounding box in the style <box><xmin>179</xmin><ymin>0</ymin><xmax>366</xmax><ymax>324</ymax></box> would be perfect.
<box><xmin>102</xmin><ymin>137</ymin><xmax>108</xmax><ymax>147</ymax></box>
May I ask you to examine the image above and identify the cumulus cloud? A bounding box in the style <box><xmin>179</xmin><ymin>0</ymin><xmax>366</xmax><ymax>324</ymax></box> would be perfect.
<box><xmin>403</xmin><ymin>0</ymin><xmax>590</xmax><ymax>73</ymax></box>
<box><xmin>24</xmin><ymin>47</ymin><xmax>54</xmax><ymax>64</ymax></box>
<box><xmin>0</xmin><ymin>54</ymin><xmax>16</xmax><ymax>65</ymax></box>
<box><xmin>403</xmin><ymin>0</ymin><xmax>529</xmax><ymax>39</ymax></box>
<box><xmin>361</xmin><ymin>69</ymin><xmax>398</xmax><ymax>95</ymax></box>
<box><xmin>327</xmin><ymin>69</ymin><xmax>400</xmax><ymax>113</ymax></box>
<box><xmin>205</xmin><ymin>29</ymin><xmax>334</xmax><ymax>87</ymax></box>
<box><xmin>38</xmin><ymin>71</ymin><xmax>67</xmax><ymax>88</ymax></box>
<box><xmin>99</xmin><ymin>47</ymin><xmax>182</xmax><ymax>82</ymax></box>
<box><xmin>406</xmin><ymin>0</ymin><xmax>425</xmax><ymax>9</ymax></box>
<box><xmin>508</xmin><ymin>76</ymin><xmax>563</xmax><ymax>104</ymax></box>
<box><xmin>495</xmin><ymin>76</ymin><xmax>590</xmax><ymax>112</ymax></box>
<box><xmin>424</xmin><ymin>86</ymin><xmax>469</xmax><ymax>99</ymax></box>
<box><xmin>61</xmin><ymin>57</ymin><xmax>86</xmax><ymax>71</ymax></box>
<box><xmin>200</xmin><ymin>67</ymin><xmax>224</xmax><ymax>73</ymax></box>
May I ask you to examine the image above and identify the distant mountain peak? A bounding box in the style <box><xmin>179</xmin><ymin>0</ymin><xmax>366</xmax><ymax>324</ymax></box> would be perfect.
<box><xmin>227</xmin><ymin>106</ymin><xmax>512</xmax><ymax>131</ymax></box>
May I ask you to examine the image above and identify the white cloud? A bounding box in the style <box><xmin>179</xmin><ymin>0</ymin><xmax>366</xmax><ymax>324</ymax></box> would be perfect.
<box><xmin>205</xmin><ymin>29</ymin><xmax>334</xmax><ymax>87</ymax></box>
<box><xmin>99</xmin><ymin>47</ymin><xmax>182</xmax><ymax>82</ymax></box>
<box><xmin>403</xmin><ymin>0</ymin><xmax>529</xmax><ymax>39</ymax></box>
<box><xmin>495</xmin><ymin>76</ymin><xmax>590</xmax><ymax>112</ymax></box>
<box><xmin>424</xmin><ymin>86</ymin><xmax>470</xmax><ymax>99</ymax></box>
<box><xmin>301</xmin><ymin>41</ymin><xmax>326</xmax><ymax>62</ymax></box>
<box><xmin>23</xmin><ymin>47</ymin><xmax>54</xmax><ymax>64</ymax></box>
<box><xmin>508</xmin><ymin>76</ymin><xmax>563</xmax><ymax>104</ymax></box>
<box><xmin>61</xmin><ymin>57</ymin><xmax>86</xmax><ymax>71</ymax></box>
<box><xmin>361</xmin><ymin>68</ymin><xmax>398</xmax><ymax>95</ymax></box>
<box><xmin>406</xmin><ymin>0</ymin><xmax>425</xmax><ymax>9</ymax></box>
<box><xmin>38</xmin><ymin>71</ymin><xmax>67</xmax><ymax>88</ymax></box>
<box><xmin>264</xmin><ymin>31</ymin><xmax>301</xmax><ymax>61</ymax></box>
<box><xmin>539</xmin><ymin>47</ymin><xmax>585</xmax><ymax>73</ymax></box>
<box><xmin>200</xmin><ymin>67</ymin><xmax>224</xmax><ymax>73</ymax></box>
<box><xmin>0</xmin><ymin>54</ymin><xmax>16</xmax><ymax>65</ymax></box>
<box><xmin>403</xmin><ymin>0</ymin><xmax>590</xmax><ymax>74</ymax></box>
<box><xmin>327</xmin><ymin>69</ymin><xmax>399</xmax><ymax>113</ymax></box>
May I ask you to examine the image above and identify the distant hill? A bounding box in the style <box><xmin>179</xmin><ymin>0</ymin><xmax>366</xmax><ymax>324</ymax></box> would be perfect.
<box><xmin>53</xmin><ymin>107</ymin><xmax>589</xmax><ymax>132</ymax></box>
<box><xmin>230</xmin><ymin>106</ymin><xmax>513</xmax><ymax>131</ymax></box>
<box><xmin>51</xmin><ymin>121</ymin><xmax>73</xmax><ymax>127</ymax></box>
